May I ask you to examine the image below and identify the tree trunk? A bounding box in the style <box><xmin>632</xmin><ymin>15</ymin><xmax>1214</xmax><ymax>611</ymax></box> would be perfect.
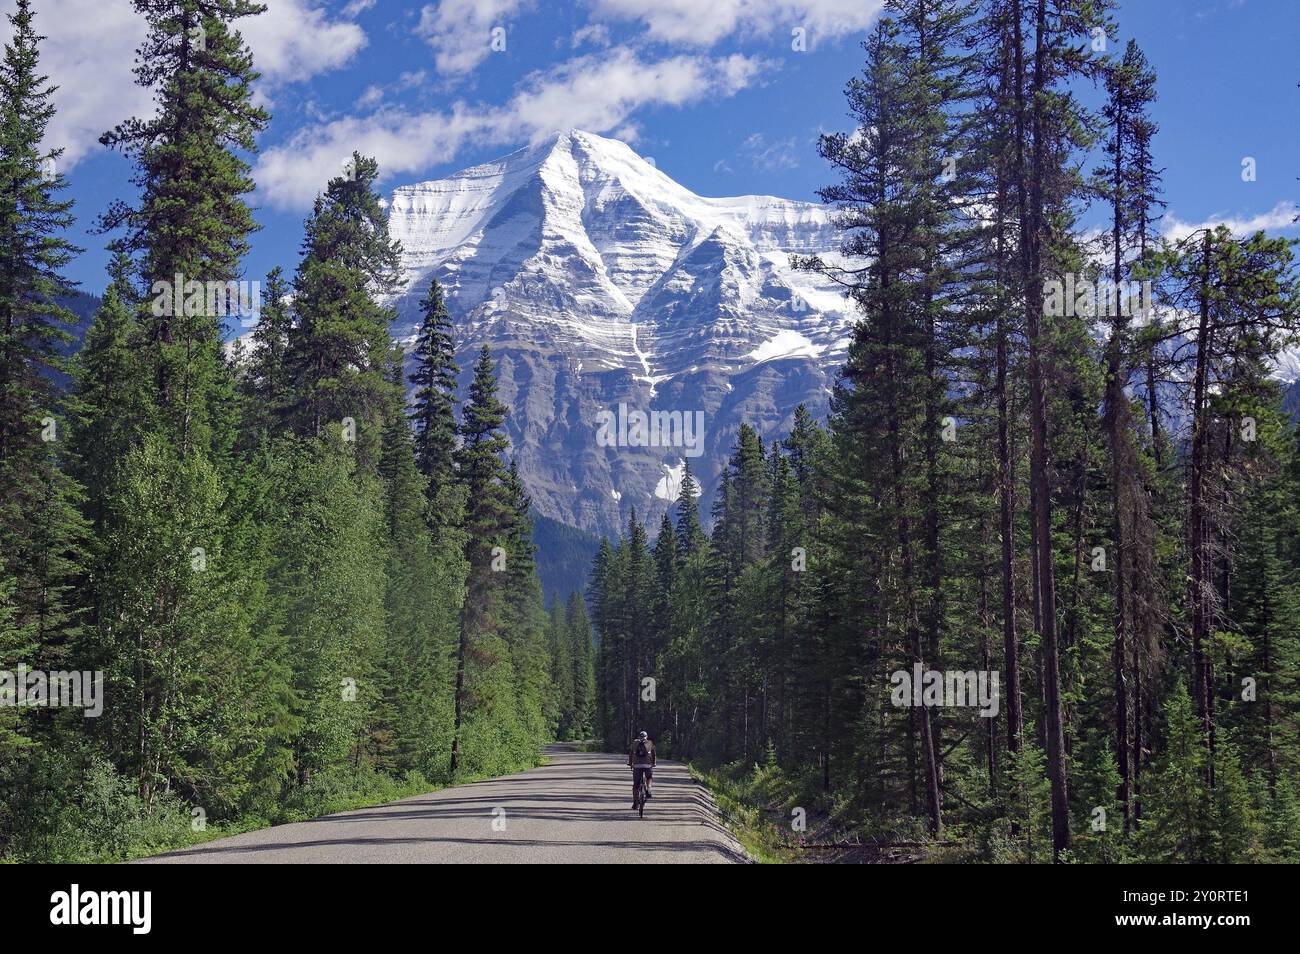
<box><xmin>1189</xmin><ymin>230</ymin><xmax>1215</xmax><ymax>785</ymax></box>
<box><xmin>1024</xmin><ymin>0</ymin><xmax>1070</xmax><ymax>856</ymax></box>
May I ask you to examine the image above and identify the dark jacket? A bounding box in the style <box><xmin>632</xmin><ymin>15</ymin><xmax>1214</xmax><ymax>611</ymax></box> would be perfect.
<box><xmin>628</xmin><ymin>738</ymin><xmax>656</xmax><ymax>767</ymax></box>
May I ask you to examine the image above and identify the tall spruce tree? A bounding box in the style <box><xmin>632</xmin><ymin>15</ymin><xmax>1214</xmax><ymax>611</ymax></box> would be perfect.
<box><xmin>282</xmin><ymin>153</ymin><xmax>403</xmax><ymax>469</ymax></box>
<box><xmin>409</xmin><ymin>277</ymin><xmax>459</xmax><ymax>508</ymax></box>
<box><xmin>0</xmin><ymin>0</ymin><xmax>87</xmax><ymax>728</ymax></box>
<box><xmin>1096</xmin><ymin>37</ymin><xmax>1162</xmax><ymax>830</ymax></box>
<box><xmin>98</xmin><ymin>0</ymin><xmax>268</xmax><ymax>457</ymax></box>
<box><xmin>238</xmin><ymin>266</ymin><xmax>291</xmax><ymax>437</ymax></box>
<box><xmin>449</xmin><ymin>346</ymin><xmax>514</xmax><ymax>775</ymax></box>
<box><xmin>0</xmin><ymin>0</ymin><xmax>78</xmax><ymax>466</ymax></box>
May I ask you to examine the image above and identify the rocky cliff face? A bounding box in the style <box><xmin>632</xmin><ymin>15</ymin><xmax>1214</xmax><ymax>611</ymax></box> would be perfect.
<box><xmin>386</xmin><ymin>129</ymin><xmax>852</xmax><ymax>538</ymax></box>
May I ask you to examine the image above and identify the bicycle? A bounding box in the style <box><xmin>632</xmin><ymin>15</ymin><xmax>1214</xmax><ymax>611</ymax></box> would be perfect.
<box><xmin>632</xmin><ymin>768</ymin><xmax>651</xmax><ymax>818</ymax></box>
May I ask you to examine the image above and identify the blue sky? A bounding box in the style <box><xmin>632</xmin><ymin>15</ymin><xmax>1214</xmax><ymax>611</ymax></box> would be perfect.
<box><xmin>11</xmin><ymin>0</ymin><xmax>1297</xmax><ymax>297</ymax></box>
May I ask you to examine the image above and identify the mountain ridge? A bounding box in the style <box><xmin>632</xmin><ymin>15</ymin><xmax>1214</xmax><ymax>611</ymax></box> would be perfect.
<box><xmin>387</xmin><ymin>129</ymin><xmax>852</xmax><ymax>538</ymax></box>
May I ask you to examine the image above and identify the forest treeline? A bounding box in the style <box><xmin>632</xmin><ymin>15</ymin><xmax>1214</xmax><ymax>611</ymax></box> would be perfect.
<box><xmin>590</xmin><ymin>0</ymin><xmax>1300</xmax><ymax>863</ymax></box>
<box><xmin>0</xmin><ymin>0</ymin><xmax>594</xmax><ymax>862</ymax></box>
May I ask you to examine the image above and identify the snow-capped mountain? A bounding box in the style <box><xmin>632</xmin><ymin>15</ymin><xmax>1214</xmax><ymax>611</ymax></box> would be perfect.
<box><xmin>386</xmin><ymin>129</ymin><xmax>853</xmax><ymax>538</ymax></box>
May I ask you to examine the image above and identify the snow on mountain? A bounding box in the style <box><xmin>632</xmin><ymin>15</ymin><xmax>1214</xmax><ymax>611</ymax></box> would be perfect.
<box><xmin>1273</xmin><ymin>349</ymin><xmax>1300</xmax><ymax>384</ymax></box>
<box><xmin>386</xmin><ymin>129</ymin><xmax>853</xmax><ymax>537</ymax></box>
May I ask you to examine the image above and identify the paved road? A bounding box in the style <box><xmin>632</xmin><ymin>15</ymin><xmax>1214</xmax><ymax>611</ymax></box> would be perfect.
<box><xmin>140</xmin><ymin>744</ymin><xmax>747</xmax><ymax>864</ymax></box>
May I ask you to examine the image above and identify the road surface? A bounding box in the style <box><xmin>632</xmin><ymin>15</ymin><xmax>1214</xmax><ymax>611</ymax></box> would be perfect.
<box><xmin>140</xmin><ymin>744</ymin><xmax>747</xmax><ymax>864</ymax></box>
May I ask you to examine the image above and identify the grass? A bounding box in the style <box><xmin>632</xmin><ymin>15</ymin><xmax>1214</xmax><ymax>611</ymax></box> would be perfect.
<box><xmin>688</xmin><ymin>762</ymin><xmax>800</xmax><ymax>864</ymax></box>
<box><xmin>3</xmin><ymin>749</ymin><xmax>551</xmax><ymax>863</ymax></box>
<box><xmin>118</xmin><ymin>770</ymin><xmax>445</xmax><ymax>862</ymax></box>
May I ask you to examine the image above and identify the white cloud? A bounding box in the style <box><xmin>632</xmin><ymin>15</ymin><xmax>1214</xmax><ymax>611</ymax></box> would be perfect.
<box><xmin>358</xmin><ymin>85</ymin><xmax>386</xmax><ymax>109</ymax></box>
<box><xmin>570</xmin><ymin>23</ymin><xmax>611</xmax><ymax>48</ymax></box>
<box><xmin>739</xmin><ymin>132</ymin><xmax>798</xmax><ymax>171</ymax></box>
<box><xmin>398</xmin><ymin>70</ymin><xmax>430</xmax><ymax>90</ymax></box>
<box><xmin>1162</xmin><ymin>201</ymin><xmax>1299</xmax><ymax>241</ymax></box>
<box><xmin>507</xmin><ymin>49</ymin><xmax>765</xmax><ymax>141</ymax></box>
<box><xmin>2</xmin><ymin>1</ymin><xmax>151</xmax><ymax>167</ymax></box>
<box><xmin>0</xmin><ymin>0</ymin><xmax>366</xmax><ymax>168</ymax></box>
<box><xmin>585</xmin><ymin>0</ymin><xmax>884</xmax><ymax>46</ymax></box>
<box><xmin>416</xmin><ymin>0</ymin><xmax>531</xmax><ymax>77</ymax></box>
<box><xmin>251</xmin><ymin>0</ymin><xmax>367</xmax><ymax>82</ymax></box>
<box><xmin>256</xmin><ymin>48</ymin><xmax>769</xmax><ymax>209</ymax></box>
<box><xmin>355</xmin><ymin>69</ymin><xmax>429</xmax><ymax>109</ymax></box>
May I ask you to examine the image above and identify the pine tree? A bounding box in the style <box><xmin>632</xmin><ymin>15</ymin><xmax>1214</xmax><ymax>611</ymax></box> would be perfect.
<box><xmin>501</xmin><ymin>460</ymin><xmax>550</xmax><ymax>763</ymax></box>
<box><xmin>376</xmin><ymin>352</ymin><xmax>460</xmax><ymax>779</ymax></box>
<box><xmin>409</xmin><ymin>277</ymin><xmax>459</xmax><ymax>508</ymax></box>
<box><xmin>239</xmin><ymin>266</ymin><xmax>291</xmax><ymax>438</ymax></box>
<box><xmin>98</xmin><ymin>0</ymin><xmax>268</xmax><ymax>457</ymax></box>
<box><xmin>1155</xmin><ymin>228</ymin><xmax>1299</xmax><ymax>765</ymax></box>
<box><xmin>1138</xmin><ymin>682</ymin><xmax>1211</xmax><ymax>862</ymax></box>
<box><xmin>0</xmin><ymin>0</ymin><xmax>87</xmax><ymax>707</ymax></box>
<box><xmin>68</xmin><ymin>254</ymin><xmax>151</xmax><ymax>529</ymax></box>
<box><xmin>1014</xmin><ymin>0</ymin><xmax>1116</xmax><ymax>858</ymax></box>
<box><xmin>589</xmin><ymin>538</ymin><xmax>618</xmax><ymax>746</ymax></box>
<box><xmin>1226</xmin><ymin>433</ymin><xmax>1300</xmax><ymax>791</ymax></box>
<box><xmin>92</xmin><ymin>434</ymin><xmax>290</xmax><ymax>808</ymax></box>
<box><xmin>1095</xmin><ymin>37</ymin><xmax>1162</xmax><ymax>830</ymax></box>
<box><xmin>449</xmin><ymin>346</ymin><xmax>514</xmax><ymax>775</ymax></box>
<box><xmin>797</xmin><ymin>8</ymin><xmax>970</xmax><ymax>835</ymax></box>
<box><xmin>0</xmin><ymin>0</ymin><xmax>79</xmax><ymax>468</ymax></box>
<box><xmin>674</xmin><ymin>459</ymin><xmax>706</xmax><ymax>554</ymax></box>
<box><xmin>261</xmin><ymin>431</ymin><xmax>388</xmax><ymax>784</ymax></box>
<box><xmin>282</xmin><ymin>154</ymin><xmax>403</xmax><ymax>469</ymax></box>
<box><xmin>547</xmin><ymin>600</ymin><xmax>575</xmax><ymax>737</ymax></box>
<box><xmin>1206</xmin><ymin>735</ymin><xmax>1262</xmax><ymax>863</ymax></box>
<box><xmin>0</xmin><ymin>556</ymin><xmax>29</xmax><ymax>754</ymax></box>
<box><xmin>566</xmin><ymin>591</ymin><xmax>596</xmax><ymax>739</ymax></box>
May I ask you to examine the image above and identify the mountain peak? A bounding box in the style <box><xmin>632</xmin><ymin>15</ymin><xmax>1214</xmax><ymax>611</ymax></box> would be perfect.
<box><xmin>385</xmin><ymin>134</ymin><xmax>853</xmax><ymax>537</ymax></box>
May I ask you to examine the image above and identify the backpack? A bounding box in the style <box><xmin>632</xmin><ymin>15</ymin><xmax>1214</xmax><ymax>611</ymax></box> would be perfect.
<box><xmin>635</xmin><ymin>739</ymin><xmax>649</xmax><ymax>761</ymax></box>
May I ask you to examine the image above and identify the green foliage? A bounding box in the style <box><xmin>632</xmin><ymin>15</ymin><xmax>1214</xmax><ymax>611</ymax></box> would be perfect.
<box><xmin>1137</xmin><ymin>682</ymin><xmax>1211</xmax><ymax>862</ymax></box>
<box><xmin>409</xmin><ymin>277</ymin><xmax>459</xmax><ymax>507</ymax></box>
<box><xmin>282</xmin><ymin>153</ymin><xmax>403</xmax><ymax>467</ymax></box>
<box><xmin>4</xmin><ymin>0</ymin><xmax>1300</xmax><ymax>868</ymax></box>
<box><xmin>97</xmin><ymin>0</ymin><xmax>268</xmax><ymax>458</ymax></box>
<box><xmin>0</xmin><ymin>0</ymin><xmax>557</xmax><ymax>864</ymax></box>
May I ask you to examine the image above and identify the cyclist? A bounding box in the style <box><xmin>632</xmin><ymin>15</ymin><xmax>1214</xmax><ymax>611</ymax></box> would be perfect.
<box><xmin>628</xmin><ymin>731</ymin><xmax>656</xmax><ymax>809</ymax></box>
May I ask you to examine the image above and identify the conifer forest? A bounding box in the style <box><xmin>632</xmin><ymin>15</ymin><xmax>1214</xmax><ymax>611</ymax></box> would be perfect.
<box><xmin>0</xmin><ymin>0</ymin><xmax>1297</xmax><ymax>878</ymax></box>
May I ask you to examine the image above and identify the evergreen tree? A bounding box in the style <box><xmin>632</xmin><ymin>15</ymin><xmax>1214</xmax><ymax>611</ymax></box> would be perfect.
<box><xmin>0</xmin><ymin>0</ymin><xmax>85</xmax><ymax>662</ymax></box>
<box><xmin>68</xmin><ymin>254</ymin><xmax>151</xmax><ymax>529</ymax></box>
<box><xmin>98</xmin><ymin>0</ymin><xmax>269</xmax><ymax>457</ymax></box>
<box><xmin>92</xmin><ymin>434</ymin><xmax>289</xmax><ymax>808</ymax></box>
<box><xmin>566</xmin><ymin>591</ymin><xmax>596</xmax><ymax>739</ymax></box>
<box><xmin>282</xmin><ymin>154</ymin><xmax>403</xmax><ymax>469</ymax></box>
<box><xmin>547</xmin><ymin>600</ymin><xmax>575</xmax><ymax>737</ymax></box>
<box><xmin>449</xmin><ymin>346</ymin><xmax>516</xmax><ymax>775</ymax></box>
<box><xmin>673</xmin><ymin>459</ymin><xmax>706</xmax><ymax>555</ymax></box>
<box><xmin>1094</xmin><ymin>37</ymin><xmax>1163</xmax><ymax>830</ymax></box>
<box><xmin>0</xmin><ymin>557</ymin><xmax>28</xmax><ymax>754</ymax></box>
<box><xmin>0</xmin><ymin>0</ymin><xmax>78</xmax><ymax>467</ymax></box>
<box><xmin>409</xmin><ymin>277</ymin><xmax>459</xmax><ymax>508</ymax></box>
<box><xmin>377</xmin><ymin>353</ymin><xmax>462</xmax><ymax>780</ymax></box>
<box><xmin>1138</xmin><ymin>681</ymin><xmax>1211</xmax><ymax>862</ymax></box>
<box><xmin>239</xmin><ymin>266</ymin><xmax>291</xmax><ymax>437</ymax></box>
